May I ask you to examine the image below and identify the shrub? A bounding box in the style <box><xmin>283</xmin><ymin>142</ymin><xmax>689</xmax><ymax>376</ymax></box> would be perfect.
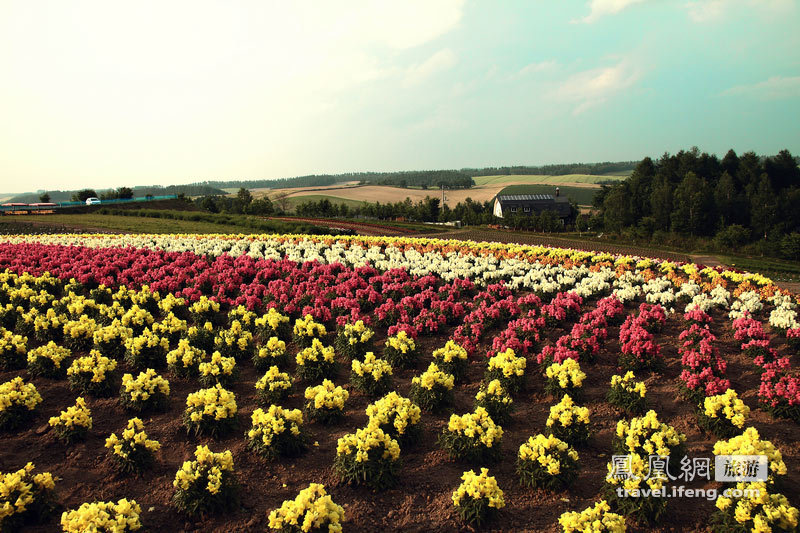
<box><xmin>517</xmin><ymin>434</ymin><xmax>580</xmax><ymax>490</ymax></box>
<box><xmin>350</xmin><ymin>352</ymin><xmax>393</xmax><ymax>396</ymax></box>
<box><xmin>187</xmin><ymin>321</ymin><xmax>216</xmax><ymax>353</ymax></box>
<box><xmin>253</xmin><ymin>337</ymin><xmax>288</xmax><ymax>371</ymax></box>
<box><xmin>92</xmin><ymin>319</ymin><xmax>134</xmax><ymax>359</ymax></box>
<box><xmin>227</xmin><ymin>305</ymin><xmax>257</xmax><ymax>330</ymax></box>
<box><xmin>713</xmin><ymin>427</ymin><xmax>786</xmax><ymax>484</ymax></box>
<box><xmin>614</xmin><ymin>410</ymin><xmax>686</xmax><ymax>458</ymax></box>
<box><xmin>198</xmin><ymin>351</ymin><xmax>238</xmax><ymax>388</ymax></box>
<box><xmin>124</xmin><ymin>328</ymin><xmax>169</xmax><ymax>369</ymax></box>
<box><xmin>119</xmin><ymin>369</ymin><xmax>170</xmax><ymax>412</ymax></box>
<box><xmin>255</xmin><ymin>308</ymin><xmax>291</xmax><ymax>341</ymax></box>
<box><xmin>604</xmin><ymin>452</ymin><xmax>668</xmax><ymax>524</ymax></box>
<box><xmin>26</xmin><ymin>342</ymin><xmax>71</xmax><ymax>379</ymax></box>
<box><xmin>105</xmin><ymin>417</ymin><xmax>161</xmax><ymax>474</ymax></box>
<box><xmin>432</xmin><ymin>340</ymin><xmax>469</xmax><ymax>382</ymax></box>
<box><xmin>304</xmin><ymin>380</ymin><xmax>349</xmax><ymax>424</ymax></box>
<box><xmin>544</xmin><ymin>359</ymin><xmax>585</xmax><ymax>400</ymax></box>
<box><xmin>214</xmin><ymin>320</ymin><xmax>255</xmax><ymax>360</ymax></box>
<box><xmin>183</xmin><ymin>385</ymin><xmax>238</xmax><ymax>438</ymax></box>
<box><xmin>698</xmin><ymin>389</ymin><xmax>750</xmax><ymax>438</ymax></box>
<box><xmin>439</xmin><ymin>407</ymin><xmax>503</xmax><ymax>463</ymax></box>
<box><xmin>606</xmin><ymin>371</ymin><xmax>647</xmax><ymax>414</ymax></box>
<box><xmin>365</xmin><ymin>392</ymin><xmax>422</xmax><ymax>446</ymax></box>
<box><xmin>558</xmin><ymin>500</ymin><xmax>626</xmax><ymax>533</ymax></box>
<box><xmin>172</xmin><ymin>445</ymin><xmax>238</xmax><ymax>517</ymax></box>
<box><xmin>334</xmin><ymin>424</ymin><xmax>400</xmax><ymax>490</ymax></box>
<box><xmin>295</xmin><ymin>339</ymin><xmax>338</xmax><ymax>382</ymax></box>
<box><xmin>48</xmin><ymin>397</ymin><xmax>92</xmax><ymax>443</ymax></box>
<box><xmin>335</xmin><ymin>320</ymin><xmax>375</xmax><ymax>360</ymax></box>
<box><xmin>0</xmin><ymin>462</ymin><xmax>57</xmax><ymax>531</ymax></box>
<box><xmin>152</xmin><ymin>312</ymin><xmax>188</xmax><ymax>345</ymax></box>
<box><xmin>255</xmin><ymin>366</ymin><xmax>294</xmax><ymax>405</ymax></box>
<box><xmin>293</xmin><ymin>314</ymin><xmax>327</xmax><ymax>347</ymax></box>
<box><xmin>0</xmin><ymin>328</ymin><xmax>27</xmax><ymax>370</ymax></box>
<box><xmin>119</xmin><ymin>305</ymin><xmax>155</xmax><ymax>335</ymax></box>
<box><xmin>66</xmin><ymin>350</ymin><xmax>118</xmax><ymax>397</ymax></box>
<box><xmin>409</xmin><ymin>362</ymin><xmax>454</xmax><ymax>412</ymax></box>
<box><xmin>473</xmin><ymin>379</ymin><xmax>514</xmax><ymax>425</ymax></box>
<box><xmin>246</xmin><ymin>405</ymin><xmax>307</xmax><ymax>460</ymax></box>
<box><xmin>61</xmin><ymin>499</ymin><xmax>143</xmax><ymax>532</ymax></box>
<box><xmin>189</xmin><ymin>296</ymin><xmax>220</xmax><ymax>324</ymax></box>
<box><xmin>712</xmin><ymin>481</ymin><xmax>799</xmax><ymax>532</ymax></box>
<box><xmin>485</xmin><ymin>348</ymin><xmax>526</xmax><ymax>394</ymax></box>
<box><xmin>383</xmin><ymin>330</ymin><xmax>419</xmax><ymax>368</ymax></box>
<box><xmin>267</xmin><ymin>483</ymin><xmax>344</xmax><ymax>533</ymax></box>
<box><xmin>758</xmin><ymin>369</ymin><xmax>800</xmax><ymax>423</ymax></box>
<box><xmin>167</xmin><ymin>339</ymin><xmax>207</xmax><ymax>378</ymax></box>
<box><xmin>32</xmin><ymin>308</ymin><xmax>67</xmax><ymax>344</ymax></box>
<box><xmin>0</xmin><ymin>377</ymin><xmax>42</xmax><ymax>430</ymax></box>
<box><xmin>452</xmin><ymin>468</ymin><xmax>505</xmax><ymax>527</ymax></box>
<box><xmin>62</xmin><ymin>316</ymin><xmax>97</xmax><ymax>352</ymax></box>
<box><xmin>545</xmin><ymin>395</ymin><xmax>590</xmax><ymax>446</ymax></box>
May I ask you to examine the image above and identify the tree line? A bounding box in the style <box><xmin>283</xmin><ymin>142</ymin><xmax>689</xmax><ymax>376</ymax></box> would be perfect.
<box><xmin>12</xmin><ymin>184</ymin><xmax>226</xmax><ymax>204</ymax></box>
<box><xmin>594</xmin><ymin>148</ymin><xmax>800</xmax><ymax>259</ymax></box>
<box><xmin>194</xmin><ymin>170</ymin><xmax>474</xmax><ymax>191</ymax></box>
<box><xmin>463</xmin><ymin>161</ymin><xmax>636</xmax><ymax>177</ymax></box>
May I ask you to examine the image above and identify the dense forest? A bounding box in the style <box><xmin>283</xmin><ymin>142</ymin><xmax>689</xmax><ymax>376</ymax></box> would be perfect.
<box><xmin>594</xmin><ymin>148</ymin><xmax>800</xmax><ymax>259</ymax></box>
<box><xmin>464</xmin><ymin>161</ymin><xmax>636</xmax><ymax>177</ymax></box>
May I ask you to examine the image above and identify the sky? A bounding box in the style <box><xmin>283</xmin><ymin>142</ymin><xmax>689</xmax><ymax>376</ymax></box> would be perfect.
<box><xmin>1</xmin><ymin>0</ymin><xmax>799</xmax><ymax>193</ymax></box>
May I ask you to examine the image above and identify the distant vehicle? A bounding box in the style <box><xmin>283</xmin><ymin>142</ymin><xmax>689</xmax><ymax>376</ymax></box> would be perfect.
<box><xmin>85</xmin><ymin>197</ymin><xmax>101</xmax><ymax>205</ymax></box>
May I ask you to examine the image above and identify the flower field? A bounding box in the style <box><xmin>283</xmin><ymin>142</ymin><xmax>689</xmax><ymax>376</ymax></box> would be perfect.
<box><xmin>1</xmin><ymin>232</ymin><xmax>799</xmax><ymax>532</ymax></box>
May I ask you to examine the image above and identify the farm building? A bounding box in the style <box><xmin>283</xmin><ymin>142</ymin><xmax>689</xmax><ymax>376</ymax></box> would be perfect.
<box><xmin>492</xmin><ymin>190</ymin><xmax>572</xmax><ymax>219</ymax></box>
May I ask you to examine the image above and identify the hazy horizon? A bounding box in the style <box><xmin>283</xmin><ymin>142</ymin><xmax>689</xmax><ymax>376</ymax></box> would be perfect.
<box><xmin>2</xmin><ymin>0</ymin><xmax>799</xmax><ymax>194</ymax></box>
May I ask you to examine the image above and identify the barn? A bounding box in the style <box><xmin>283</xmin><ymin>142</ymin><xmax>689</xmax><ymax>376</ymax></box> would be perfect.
<box><xmin>492</xmin><ymin>191</ymin><xmax>572</xmax><ymax>219</ymax></box>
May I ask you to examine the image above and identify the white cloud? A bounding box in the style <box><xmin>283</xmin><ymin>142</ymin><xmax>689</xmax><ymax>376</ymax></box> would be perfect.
<box><xmin>685</xmin><ymin>0</ymin><xmax>795</xmax><ymax>22</ymax></box>
<box><xmin>403</xmin><ymin>49</ymin><xmax>458</xmax><ymax>87</ymax></box>
<box><xmin>721</xmin><ymin>76</ymin><xmax>800</xmax><ymax>100</ymax></box>
<box><xmin>550</xmin><ymin>60</ymin><xmax>642</xmax><ymax>115</ymax></box>
<box><xmin>0</xmin><ymin>0</ymin><xmax>467</xmax><ymax>189</ymax></box>
<box><xmin>575</xmin><ymin>0</ymin><xmax>648</xmax><ymax>23</ymax></box>
<box><xmin>517</xmin><ymin>60</ymin><xmax>557</xmax><ymax>76</ymax></box>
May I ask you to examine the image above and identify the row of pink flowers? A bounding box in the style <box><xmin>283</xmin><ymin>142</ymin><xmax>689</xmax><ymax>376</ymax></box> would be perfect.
<box><xmin>676</xmin><ymin>321</ymin><xmax>730</xmax><ymax>401</ymax></box>
<box><xmin>731</xmin><ymin>314</ymin><xmax>800</xmax><ymax>422</ymax></box>
<box><xmin>617</xmin><ymin>303</ymin><xmax>664</xmax><ymax>370</ymax></box>
<box><xmin>536</xmin><ymin>295</ymin><xmax>616</xmax><ymax>366</ymax></box>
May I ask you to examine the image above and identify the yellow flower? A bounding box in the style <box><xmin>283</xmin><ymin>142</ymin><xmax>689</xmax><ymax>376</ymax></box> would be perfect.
<box><xmin>452</xmin><ymin>468</ymin><xmax>505</xmax><ymax>509</ymax></box>
<box><xmin>267</xmin><ymin>484</ymin><xmax>344</xmax><ymax>533</ymax></box>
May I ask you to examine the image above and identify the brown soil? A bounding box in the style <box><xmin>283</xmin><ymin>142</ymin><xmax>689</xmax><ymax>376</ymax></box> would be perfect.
<box><xmin>2</xmin><ymin>306</ymin><xmax>799</xmax><ymax>532</ymax></box>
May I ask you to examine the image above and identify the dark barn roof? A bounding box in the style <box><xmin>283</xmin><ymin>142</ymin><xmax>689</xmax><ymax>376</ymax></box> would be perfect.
<box><xmin>496</xmin><ymin>193</ymin><xmax>571</xmax><ymax>218</ymax></box>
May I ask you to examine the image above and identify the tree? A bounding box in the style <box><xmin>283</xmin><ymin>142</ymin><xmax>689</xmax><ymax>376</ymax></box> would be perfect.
<box><xmin>71</xmin><ymin>189</ymin><xmax>98</xmax><ymax>202</ymax></box>
<box><xmin>117</xmin><ymin>187</ymin><xmax>134</xmax><ymax>199</ymax></box>
<box><xmin>237</xmin><ymin>188</ymin><xmax>253</xmax><ymax>206</ymax></box>
<box><xmin>670</xmin><ymin>172</ymin><xmax>712</xmax><ymax>235</ymax></box>
<box><xmin>247</xmin><ymin>198</ymin><xmax>274</xmax><ymax>216</ymax></box>
<box><xmin>38</xmin><ymin>192</ymin><xmax>50</xmax><ymax>203</ymax></box>
<box><xmin>750</xmin><ymin>174</ymin><xmax>776</xmax><ymax>240</ymax></box>
<box><xmin>649</xmin><ymin>176</ymin><xmax>672</xmax><ymax>229</ymax></box>
<box><xmin>714</xmin><ymin>171</ymin><xmax>738</xmax><ymax>227</ymax></box>
<box><xmin>714</xmin><ymin>225</ymin><xmax>750</xmax><ymax>250</ymax></box>
<box><xmin>721</xmin><ymin>149</ymin><xmax>739</xmax><ymax>177</ymax></box>
<box><xmin>602</xmin><ymin>187</ymin><xmax>631</xmax><ymax>233</ymax></box>
<box><xmin>200</xmin><ymin>196</ymin><xmax>219</xmax><ymax>213</ymax></box>
<box><xmin>765</xmin><ymin>149</ymin><xmax>800</xmax><ymax>191</ymax></box>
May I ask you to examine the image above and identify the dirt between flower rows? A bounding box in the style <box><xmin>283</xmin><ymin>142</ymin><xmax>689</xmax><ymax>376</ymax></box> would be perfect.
<box><xmin>1</xmin><ymin>304</ymin><xmax>798</xmax><ymax>532</ymax></box>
